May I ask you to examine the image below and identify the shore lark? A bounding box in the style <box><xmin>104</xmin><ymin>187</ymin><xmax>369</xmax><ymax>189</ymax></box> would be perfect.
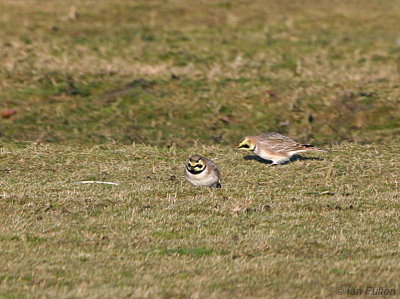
<box><xmin>184</xmin><ymin>155</ymin><xmax>221</xmax><ymax>188</ymax></box>
<box><xmin>238</xmin><ymin>132</ymin><xmax>325</xmax><ymax>165</ymax></box>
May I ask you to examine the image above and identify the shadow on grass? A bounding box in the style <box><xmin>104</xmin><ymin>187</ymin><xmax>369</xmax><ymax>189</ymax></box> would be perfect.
<box><xmin>243</xmin><ymin>155</ymin><xmax>324</xmax><ymax>165</ymax></box>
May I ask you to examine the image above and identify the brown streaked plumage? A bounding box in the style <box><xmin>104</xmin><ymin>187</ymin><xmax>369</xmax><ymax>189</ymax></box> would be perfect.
<box><xmin>184</xmin><ymin>155</ymin><xmax>221</xmax><ymax>188</ymax></box>
<box><xmin>238</xmin><ymin>132</ymin><xmax>325</xmax><ymax>165</ymax></box>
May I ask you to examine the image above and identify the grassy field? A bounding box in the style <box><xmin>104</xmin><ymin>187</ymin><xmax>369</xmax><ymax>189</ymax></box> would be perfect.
<box><xmin>0</xmin><ymin>0</ymin><xmax>400</xmax><ymax>145</ymax></box>
<box><xmin>0</xmin><ymin>141</ymin><xmax>399</xmax><ymax>298</ymax></box>
<box><xmin>1</xmin><ymin>0</ymin><xmax>400</xmax><ymax>298</ymax></box>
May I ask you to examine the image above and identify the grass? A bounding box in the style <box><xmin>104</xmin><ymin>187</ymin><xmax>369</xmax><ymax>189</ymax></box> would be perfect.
<box><xmin>0</xmin><ymin>0</ymin><xmax>400</xmax><ymax>297</ymax></box>
<box><xmin>0</xmin><ymin>141</ymin><xmax>399</xmax><ymax>297</ymax></box>
<box><xmin>0</xmin><ymin>0</ymin><xmax>400</xmax><ymax>145</ymax></box>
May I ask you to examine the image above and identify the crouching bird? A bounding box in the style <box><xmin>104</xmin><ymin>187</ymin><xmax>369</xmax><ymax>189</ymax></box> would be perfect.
<box><xmin>184</xmin><ymin>155</ymin><xmax>221</xmax><ymax>188</ymax></box>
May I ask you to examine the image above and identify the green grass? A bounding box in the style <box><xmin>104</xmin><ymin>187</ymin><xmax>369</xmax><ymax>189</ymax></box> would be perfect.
<box><xmin>0</xmin><ymin>141</ymin><xmax>399</xmax><ymax>297</ymax></box>
<box><xmin>0</xmin><ymin>0</ymin><xmax>400</xmax><ymax>297</ymax></box>
<box><xmin>0</xmin><ymin>0</ymin><xmax>399</xmax><ymax>145</ymax></box>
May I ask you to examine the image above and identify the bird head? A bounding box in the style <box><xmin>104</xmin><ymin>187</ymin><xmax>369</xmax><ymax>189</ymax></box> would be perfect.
<box><xmin>237</xmin><ymin>137</ymin><xmax>256</xmax><ymax>151</ymax></box>
<box><xmin>186</xmin><ymin>155</ymin><xmax>206</xmax><ymax>172</ymax></box>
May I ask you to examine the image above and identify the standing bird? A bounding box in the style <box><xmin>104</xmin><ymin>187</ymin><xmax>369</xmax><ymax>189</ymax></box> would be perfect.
<box><xmin>184</xmin><ymin>155</ymin><xmax>221</xmax><ymax>188</ymax></box>
<box><xmin>238</xmin><ymin>132</ymin><xmax>325</xmax><ymax>165</ymax></box>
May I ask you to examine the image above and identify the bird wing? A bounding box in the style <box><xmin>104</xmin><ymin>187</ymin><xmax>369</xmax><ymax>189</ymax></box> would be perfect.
<box><xmin>204</xmin><ymin>157</ymin><xmax>220</xmax><ymax>176</ymax></box>
<box><xmin>258</xmin><ymin>132</ymin><xmax>305</xmax><ymax>153</ymax></box>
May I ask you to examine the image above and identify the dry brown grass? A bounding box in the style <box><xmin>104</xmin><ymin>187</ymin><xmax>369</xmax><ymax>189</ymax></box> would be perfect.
<box><xmin>0</xmin><ymin>1</ymin><xmax>399</xmax><ymax>297</ymax></box>
<box><xmin>0</xmin><ymin>141</ymin><xmax>399</xmax><ymax>297</ymax></box>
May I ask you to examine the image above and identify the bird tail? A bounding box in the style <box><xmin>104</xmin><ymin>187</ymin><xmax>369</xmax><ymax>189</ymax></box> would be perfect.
<box><xmin>302</xmin><ymin>144</ymin><xmax>327</xmax><ymax>152</ymax></box>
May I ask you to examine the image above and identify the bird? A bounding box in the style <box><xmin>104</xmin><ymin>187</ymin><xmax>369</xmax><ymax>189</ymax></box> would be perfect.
<box><xmin>184</xmin><ymin>155</ymin><xmax>221</xmax><ymax>188</ymax></box>
<box><xmin>237</xmin><ymin>132</ymin><xmax>325</xmax><ymax>165</ymax></box>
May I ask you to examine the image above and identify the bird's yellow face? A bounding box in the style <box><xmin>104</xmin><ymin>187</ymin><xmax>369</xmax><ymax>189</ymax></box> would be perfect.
<box><xmin>237</xmin><ymin>138</ymin><xmax>256</xmax><ymax>151</ymax></box>
<box><xmin>187</xmin><ymin>157</ymin><xmax>206</xmax><ymax>173</ymax></box>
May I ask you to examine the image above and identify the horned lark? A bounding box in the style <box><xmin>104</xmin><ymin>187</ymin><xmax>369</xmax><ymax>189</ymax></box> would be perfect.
<box><xmin>184</xmin><ymin>155</ymin><xmax>221</xmax><ymax>188</ymax></box>
<box><xmin>238</xmin><ymin>132</ymin><xmax>325</xmax><ymax>165</ymax></box>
